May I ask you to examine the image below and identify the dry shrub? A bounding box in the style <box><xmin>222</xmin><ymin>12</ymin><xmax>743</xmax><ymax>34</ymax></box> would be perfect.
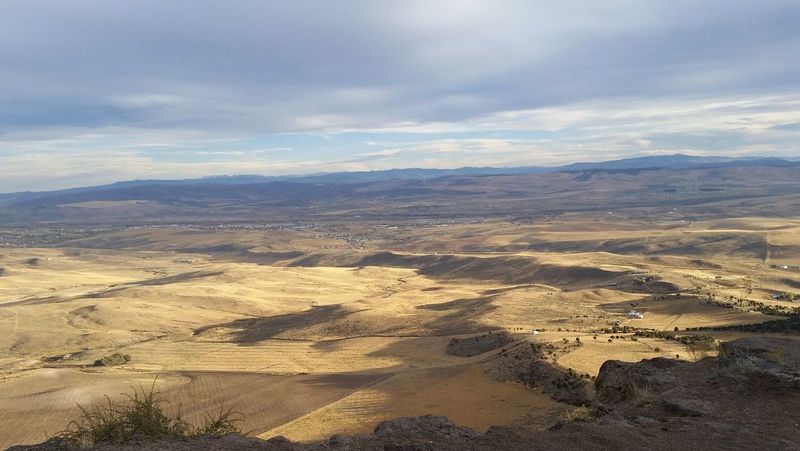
<box><xmin>560</xmin><ymin>406</ymin><xmax>593</xmax><ymax>422</ymax></box>
<box><xmin>622</xmin><ymin>379</ymin><xmax>652</xmax><ymax>406</ymax></box>
<box><xmin>55</xmin><ymin>380</ymin><xmax>242</xmax><ymax>448</ymax></box>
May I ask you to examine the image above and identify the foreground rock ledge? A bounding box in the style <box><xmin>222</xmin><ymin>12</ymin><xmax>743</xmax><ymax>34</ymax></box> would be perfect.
<box><xmin>9</xmin><ymin>337</ymin><xmax>800</xmax><ymax>451</ymax></box>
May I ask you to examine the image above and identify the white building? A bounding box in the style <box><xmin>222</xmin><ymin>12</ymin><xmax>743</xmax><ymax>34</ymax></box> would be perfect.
<box><xmin>625</xmin><ymin>310</ymin><xmax>645</xmax><ymax>319</ymax></box>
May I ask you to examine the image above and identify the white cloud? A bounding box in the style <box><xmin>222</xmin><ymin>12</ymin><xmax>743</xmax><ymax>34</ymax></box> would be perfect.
<box><xmin>0</xmin><ymin>1</ymin><xmax>798</xmax><ymax>190</ymax></box>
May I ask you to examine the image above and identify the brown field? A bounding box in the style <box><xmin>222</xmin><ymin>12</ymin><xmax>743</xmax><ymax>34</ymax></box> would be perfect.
<box><xmin>1</xmin><ymin>215</ymin><xmax>799</xmax><ymax>448</ymax></box>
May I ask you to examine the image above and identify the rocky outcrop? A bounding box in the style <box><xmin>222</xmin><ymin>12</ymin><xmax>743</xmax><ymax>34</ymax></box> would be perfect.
<box><xmin>445</xmin><ymin>331</ymin><xmax>514</xmax><ymax>357</ymax></box>
<box><xmin>10</xmin><ymin>337</ymin><xmax>800</xmax><ymax>451</ymax></box>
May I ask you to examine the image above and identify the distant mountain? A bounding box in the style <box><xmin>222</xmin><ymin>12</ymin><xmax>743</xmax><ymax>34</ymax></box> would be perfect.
<box><xmin>560</xmin><ymin>154</ymin><xmax>797</xmax><ymax>172</ymax></box>
<box><xmin>0</xmin><ymin>155</ymin><xmax>798</xmax><ymax>226</ymax></box>
<box><xmin>0</xmin><ymin>154</ymin><xmax>793</xmax><ymax>202</ymax></box>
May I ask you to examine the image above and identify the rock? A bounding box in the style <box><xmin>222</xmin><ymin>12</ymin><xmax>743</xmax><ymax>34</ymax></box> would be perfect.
<box><xmin>373</xmin><ymin>415</ymin><xmax>479</xmax><ymax>440</ymax></box>
<box><xmin>746</xmin><ymin>368</ymin><xmax>800</xmax><ymax>391</ymax></box>
<box><xmin>632</xmin><ymin>416</ymin><xmax>661</xmax><ymax>426</ymax></box>
<box><xmin>326</xmin><ymin>434</ymin><xmax>353</xmax><ymax>447</ymax></box>
<box><xmin>10</xmin><ymin>338</ymin><xmax>800</xmax><ymax>451</ymax></box>
<box><xmin>263</xmin><ymin>435</ymin><xmax>295</xmax><ymax>447</ymax></box>
<box><xmin>661</xmin><ymin>396</ymin><xmax>709</xmax><ymax>417</ymax></box>
<box><xmin>6</xmin><ymin>437</ymin><xmax>77</xmax><ymax>451</ymax></box>
<box><xmin>595</xmin><ymin>358</ymin><xmax>680</xmax><ymax>404</ymax></box>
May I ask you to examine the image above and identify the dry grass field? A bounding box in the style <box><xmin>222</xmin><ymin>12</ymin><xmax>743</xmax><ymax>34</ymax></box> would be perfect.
<box><xmin>1</xmin><ymin>215</ymin><xmax>799</xmax><ymax>448</ymax></box>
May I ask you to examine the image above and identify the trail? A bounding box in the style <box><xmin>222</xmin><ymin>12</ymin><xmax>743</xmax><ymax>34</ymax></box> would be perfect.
<box><xmin>764</xmin><ymin>232</ymin><xmax>771</xmax><ymax>264</ymax></box>
<box><xmin>0</xmin><ymin>308</ymin><xmax>20</xmax><ymax>337</ymax></box>
<box><xmin>11</xmin><ymin>309</ymin><xmax>19</xmax><ymax>334</ymax></box>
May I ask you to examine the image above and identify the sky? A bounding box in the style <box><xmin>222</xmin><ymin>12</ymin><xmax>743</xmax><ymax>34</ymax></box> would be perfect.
<box><xmin>1</xmin><ymin>0</ymin><xmax>799</xmax><ymax>192</ymax></box>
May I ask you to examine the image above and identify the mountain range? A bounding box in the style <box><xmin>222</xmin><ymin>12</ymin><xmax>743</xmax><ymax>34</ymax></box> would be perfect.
<box><xmin>1</xmin><ymin>154</ymin><xmax>793</xmax><ymax>201</ymax></box>
<box><xmin>1</xmin><ymin>154</ymin><xmax>797</xmax><ymax>226</ymax></box>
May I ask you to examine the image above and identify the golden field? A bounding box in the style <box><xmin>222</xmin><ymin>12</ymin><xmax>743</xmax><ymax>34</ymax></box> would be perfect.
<box><xmin>1</xmin><ymin>216</ymin><xmax>799</xmax><ymax>448</ymax></box>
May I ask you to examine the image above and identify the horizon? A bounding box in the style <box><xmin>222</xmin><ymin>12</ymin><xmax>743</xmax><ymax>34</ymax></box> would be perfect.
<box><xmin>2</xmin><ymin>1</ymin><xmax>800</xmax><ymax>192</ymax></box>
<box><xmin>4</xmin><ymin>3</ymin><xmax>800</xmax><ymax>448</ymax></box>
<box><xmin>2</xmin><ymin>152</ymin><xmax>792</xmax><ymax>195</ymax></box>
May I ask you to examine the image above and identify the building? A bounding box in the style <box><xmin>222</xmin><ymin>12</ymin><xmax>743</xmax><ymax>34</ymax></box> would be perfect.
<box><xmin>625</xmin><ymin>310</ymin><xmax>645</xmax><ymax>319</ymax></box>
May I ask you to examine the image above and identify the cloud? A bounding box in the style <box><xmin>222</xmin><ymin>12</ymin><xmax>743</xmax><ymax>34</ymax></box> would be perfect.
<box><xmin>0</xmin><ymin>1</ymin><xmax>799</xmax><ymax>190</ymax></box>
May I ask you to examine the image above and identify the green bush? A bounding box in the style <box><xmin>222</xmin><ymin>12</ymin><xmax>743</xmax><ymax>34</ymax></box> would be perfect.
<box><xmin>93</xmin><ymin>353</ymin><xmax>131</xmax><ymax>367</ymax></box>
<box><xmin>713</xmin><ymin>314</ymin><xmax>800</xmax><ymax>333</ymax></box>
<box><xmin>677</xmin><ymin>335</ymin><xmax>717</xmax><ymax>352</ymax></box>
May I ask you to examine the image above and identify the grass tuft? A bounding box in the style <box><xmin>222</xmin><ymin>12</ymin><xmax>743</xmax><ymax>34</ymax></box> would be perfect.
<box><xmin>560</xmin><ymin>406</ymin><xmax>593</xmax><ymax>422</ymax></box>
<box><xmin>622</xmin><ymin>379</ymin><xmax>652</xmax><ymax>405</ymax></box>
<box><xmin>55</xmin><ymin>379</ymin><xmax>242</xmax><ymax>448</ymax></box>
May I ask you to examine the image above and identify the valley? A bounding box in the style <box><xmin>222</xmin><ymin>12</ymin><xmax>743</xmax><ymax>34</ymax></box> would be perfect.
<box><xmin>2</xmin><ymin>174</ymin><xmax>799</xmax><ymax>448</ymax></box>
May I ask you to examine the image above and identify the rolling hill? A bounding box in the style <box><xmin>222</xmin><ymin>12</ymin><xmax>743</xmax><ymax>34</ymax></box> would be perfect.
<box><xmin>0</xmin><ymin>155</ymin><xmax>797</xmax><ymax>226</ymax></box>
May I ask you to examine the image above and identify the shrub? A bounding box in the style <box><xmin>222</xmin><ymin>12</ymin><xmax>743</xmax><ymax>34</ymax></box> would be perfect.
<box><xmin>634</xmin><ymin>330</ymin><xmax>675</xmax><ymax>340</ymax></box>
<box><xmin>622</xmin><ymin>379</ymin><xmax>652</xmax><ymax>405</ymax></box>
<box><xmin>94</xmin><ymin>353</ymin><xmax>131</xmax><ymax>367</ymax></box>
<box><xmin>711</xmin><ymin>314</ymin><xmax>800</xmax><ymax>333</ymax></box>
<box><xmin>55</xmin><ymin>381</ymin><xmax>241</xmax><ymax>447</ymax></box>
<box><xmin>678</xmin><ymin>335</ymin><xmax>716</xmax><ymax>348</ymax></box>
<box><xmin>560</xmin><ymin>406</ymin><xmax>592</xmax><ymax>422</ymax></box>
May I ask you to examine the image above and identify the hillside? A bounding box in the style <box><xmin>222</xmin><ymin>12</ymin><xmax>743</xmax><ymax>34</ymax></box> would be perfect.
<box><xmin>1</xmin><ymin>158</ymin><xmax>798</xmax><ymax>226</ymax></box>
<box><xmin>2</xmin><ymin>154</ymin><xmax>782</xmax><ymax>200</ymax></box>
<box><xmin>10</xmin><ymin>336</ymin><xmax>800</xmax><ymax>450</ymax></box>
